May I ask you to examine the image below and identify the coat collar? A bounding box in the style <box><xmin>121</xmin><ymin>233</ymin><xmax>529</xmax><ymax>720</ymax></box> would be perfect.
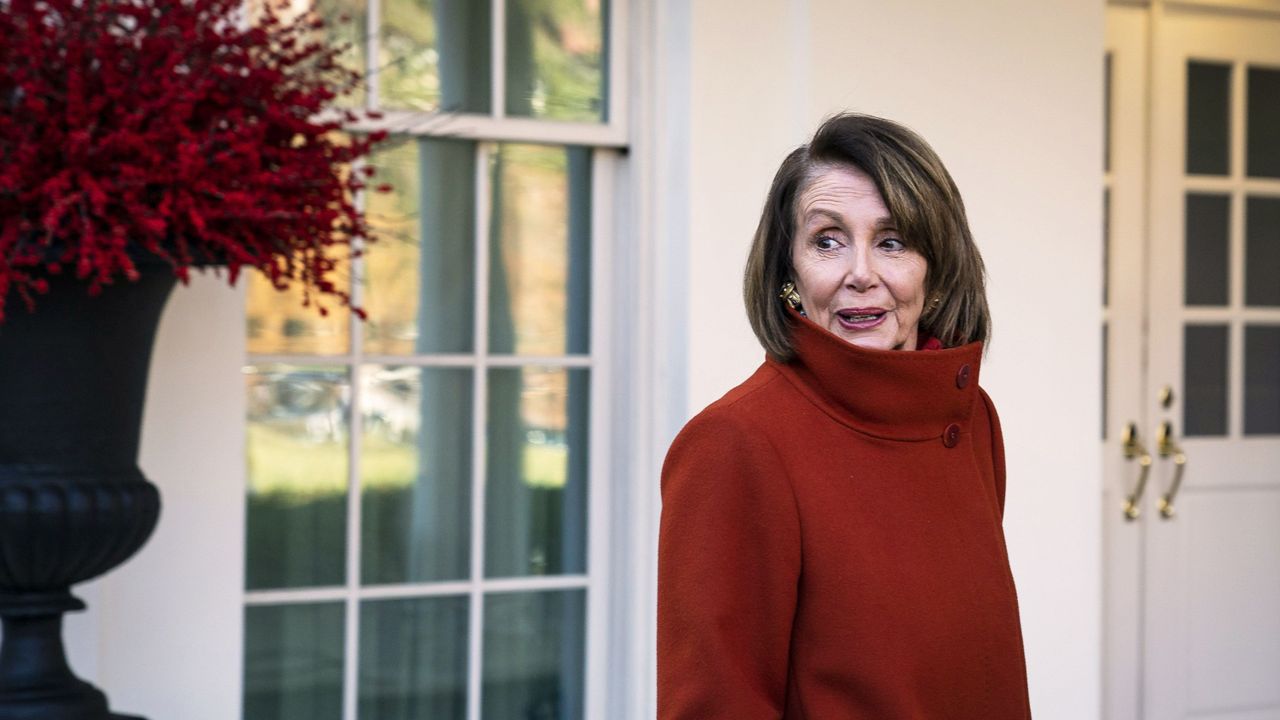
<box><xmin>767</xmin><ymin>310</ymin><xmax>984</xmax><ymax>441</ymax></box>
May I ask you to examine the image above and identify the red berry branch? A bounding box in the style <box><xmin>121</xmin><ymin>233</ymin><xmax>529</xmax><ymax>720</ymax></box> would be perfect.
<box><xmin>0</xmin><ymin>0</ymin><xmax>387</xmax><ymax>321</ymax></box>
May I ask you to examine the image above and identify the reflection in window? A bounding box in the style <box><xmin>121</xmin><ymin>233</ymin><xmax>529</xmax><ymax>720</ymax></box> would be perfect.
<box><xmin>379</xmin><ymin>0</ymin><xmax>491</xmax><ymax>113</ymax></box>
<box><xmin>506</xmin><ymin>0</ymin><xmax>607</xmax><ymax>122</ymax></box>
<box><xmin>486</xmin><ymin>367</ymin><xmax>589</xmax><ymax>578</ymax></box>
<box><xmin>359</xmin><ymin>596</ymin><xmax>469</xmax><ymax>719</ymax></box>
<box><xmin>246</xmin><ymin>269</ymin><xmax>352</xmax><ymax>356</ymax></box>
<box><xmin>243</xmin><ymin>602</ymin><xmax>345</xmax><ymax>720</ymax></box>
<box><xmin>481</xmin><ymin>590</ymin><xmax>586</xmax><ymax>720</ymax></box>
<box><xmin>360</xmin><ymin>366</ymin><xmax>473</xmax><ymax>584</ymax></box>
<box><xmin>315</xmin><ymin>0</ymin><xmax>368</xmax><ymax>108</ymax></box>
<box><xmin>245</xmin><ymin>365</ymin><xmax>350</xmax><ymax>589</ymax></box>
<box><xmin>364</xmin><ymin>138</ymin><xmax>478</xmax><ymax>355</ymax></box>
<box><xmin>489</xmin><ymin>144</ymin><xmax>592</xmax><ymax>356</ymax></box>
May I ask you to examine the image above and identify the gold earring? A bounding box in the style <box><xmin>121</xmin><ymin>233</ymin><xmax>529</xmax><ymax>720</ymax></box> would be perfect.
<box><xmin>779</xmin><ymin>282</ymin><xmax>802</xmax><ymax>309</ymax></box>
<box><xmin>928</xmin><ymin>294</ymin><xmax>941</xmax><ymax>309</ymax></box>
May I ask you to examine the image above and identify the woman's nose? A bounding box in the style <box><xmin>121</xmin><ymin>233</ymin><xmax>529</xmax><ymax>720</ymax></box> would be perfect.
<box><xmin>845</xmin><ymin>243</ymin><xmax>876</xmax><ymax>291</ymax></box>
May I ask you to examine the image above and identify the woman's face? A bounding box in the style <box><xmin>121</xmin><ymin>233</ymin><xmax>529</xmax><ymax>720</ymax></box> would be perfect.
<box><xmin>790</xmin><ymin>164</ymin><xmax>928</xmax><ymax>351</ymax></box>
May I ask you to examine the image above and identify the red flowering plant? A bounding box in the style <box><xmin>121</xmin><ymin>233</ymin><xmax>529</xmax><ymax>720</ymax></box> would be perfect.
<box><xmin>0</xmin><ymin>0</ymin><xmax>387</xmax><ymax>321</ymax></box>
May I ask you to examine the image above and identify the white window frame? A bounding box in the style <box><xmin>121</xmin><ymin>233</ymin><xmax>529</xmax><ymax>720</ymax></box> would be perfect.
<box><xmin>242</xmin><ymin>1</ymin><xmax>635</xmax><ymax>718</ymax></box>
<box><xmin>601</xmin><ymin>0</ymin><xmax>692</xmax><ymax>717</ymax></box>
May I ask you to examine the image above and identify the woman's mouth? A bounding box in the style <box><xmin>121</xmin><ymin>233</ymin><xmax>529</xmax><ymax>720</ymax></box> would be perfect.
<box><xmin>835</xmin><ymin>309</ymin><xmax>887</xmax><ymax>330</ymax></box>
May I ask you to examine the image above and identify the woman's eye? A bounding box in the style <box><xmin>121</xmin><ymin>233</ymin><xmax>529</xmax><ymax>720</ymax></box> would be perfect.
<box><xmin>815</xmin><ymin>235</ymin><xmax>840</xmax><ymax>250</ymax></box>
<box><xmin>880</xmin><ymin>237</ymin><xmax>906</xmax><ymax>251</ymax></box>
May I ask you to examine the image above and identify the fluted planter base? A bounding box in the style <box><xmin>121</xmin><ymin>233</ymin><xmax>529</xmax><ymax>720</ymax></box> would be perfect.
<box><xmin>0</xmin><ymin>592</ymin><xmax>133</xmax><ymax>720</ymax></box>
<box><xmin>0</xmin><ymin>269</ymin><xmax>176</xmax><ymax>720</ymax></box>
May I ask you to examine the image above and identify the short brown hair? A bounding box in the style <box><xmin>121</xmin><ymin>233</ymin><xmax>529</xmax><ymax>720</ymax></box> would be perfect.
<box><xmin>743</xmin><ymin>113</ymin><xmax>991</xmax><ymax>360</ymax></box>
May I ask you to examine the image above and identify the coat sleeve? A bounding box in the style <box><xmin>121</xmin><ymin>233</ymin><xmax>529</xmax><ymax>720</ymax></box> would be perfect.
<box><xmin>657</xmin><ymin>409</ymin><xmax>801</xmax><ymax>719</ymax></box>
<box><xmin>978</xmin><ymin>388</ymin><xmax>1008</xmax><ymax>518</ymax></box>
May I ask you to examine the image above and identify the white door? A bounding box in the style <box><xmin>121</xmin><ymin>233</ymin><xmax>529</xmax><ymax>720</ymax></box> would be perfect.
<box><xmin>1105</xmin><ymin>3</ymin><xmax>1280</xmax><ymax>719</ymax></box>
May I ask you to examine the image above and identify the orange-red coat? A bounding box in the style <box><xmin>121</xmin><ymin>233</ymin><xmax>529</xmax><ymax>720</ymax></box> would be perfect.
<box><xmin>658</xmin><ymin>317</ymin><xmax>1031</xmax><ymax>719</ymax></box>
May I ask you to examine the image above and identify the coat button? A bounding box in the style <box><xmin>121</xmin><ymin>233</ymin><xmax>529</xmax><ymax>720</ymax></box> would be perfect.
<box><xmin>956</xmin><ymin>364</ymin><xmax>972</xmax><ymax>389</ymax></box>
<box><xmin>943</xmin><ymin>423</ymin><xmax>961</xmax><ymax>448</ymax></box>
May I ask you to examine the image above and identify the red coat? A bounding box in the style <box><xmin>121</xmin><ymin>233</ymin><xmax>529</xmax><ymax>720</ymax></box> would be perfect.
<box><xmin>658</xmin><ymin>317</ymin><xmax>1031</xmax><ymax>719</ymax></box>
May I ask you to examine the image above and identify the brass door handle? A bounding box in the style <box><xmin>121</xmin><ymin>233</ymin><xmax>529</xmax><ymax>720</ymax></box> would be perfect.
<box><xmin>1156</xmin><ymin>421</ymin><xmax>1187</xmax><ymax>520</ymax></box>
<box><xmin>1121</xmin><ymin>422</ymin><xmax>1152</xmax><ymax>521</ymax></box>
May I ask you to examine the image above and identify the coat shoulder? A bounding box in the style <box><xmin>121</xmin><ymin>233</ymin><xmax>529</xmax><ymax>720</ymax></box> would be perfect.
<box><xmin>660</xmin><ymin>363</ymin><xmax>796</xmax><ymax>484</ymax></box>
<box><xmin>669</xmin><ymin>363</ymin><xmax>790</xmax><ymax>448</ymax></box>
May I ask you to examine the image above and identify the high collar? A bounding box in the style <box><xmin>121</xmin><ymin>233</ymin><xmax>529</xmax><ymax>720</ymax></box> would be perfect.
<box><xmin>767</xmin><ymin>310</ymin><xmax>984</xmax><ymax>440</ymax></box>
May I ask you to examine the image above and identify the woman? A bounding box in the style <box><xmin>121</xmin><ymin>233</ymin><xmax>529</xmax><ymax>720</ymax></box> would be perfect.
<box><xmin>657</xmin><ymin>114</ymin><xmax>1030</xmax><ymax>719</ymax></box>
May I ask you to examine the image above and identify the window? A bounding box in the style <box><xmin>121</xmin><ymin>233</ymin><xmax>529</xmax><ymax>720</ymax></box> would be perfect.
<box><xmin>243</xmin><ymin>2</ymin><xmax>624</xmax><ymax>718</ymax></box>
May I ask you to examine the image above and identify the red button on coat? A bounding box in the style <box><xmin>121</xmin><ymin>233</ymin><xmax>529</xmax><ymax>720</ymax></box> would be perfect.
<box><xmin>956</xmin><ymin>364</ymin><xmax>972</xmax><ymax>389</ymax></box>
<box><xmin>943</xmin><ymin>423</ymin><xmax>961</xmax><ymax>448</ymax></box>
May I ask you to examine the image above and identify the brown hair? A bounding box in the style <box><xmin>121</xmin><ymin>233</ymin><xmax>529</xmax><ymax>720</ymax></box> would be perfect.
<box><xmin>743</xmin><ymin>113</ymin><xmax>991</xmax><ymax>360</ymax></box>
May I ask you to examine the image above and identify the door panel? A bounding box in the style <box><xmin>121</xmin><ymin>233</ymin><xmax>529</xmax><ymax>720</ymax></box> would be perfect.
<box><xmin>1183</xmin><ymin>490</ymin><xmax>1280</xmax><ymax>713</ymax></box>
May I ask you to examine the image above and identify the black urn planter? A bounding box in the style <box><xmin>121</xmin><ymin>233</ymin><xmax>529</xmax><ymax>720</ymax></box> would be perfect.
<box><xmin>0</xmin><ymin>269</ymin><xmax>177</xmax><ymax>720</ymax></box>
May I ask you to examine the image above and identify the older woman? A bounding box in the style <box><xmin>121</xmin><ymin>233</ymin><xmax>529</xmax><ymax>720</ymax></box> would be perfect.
<box><xmin>657</xmin><ymin>114</ymin><xmax>1030</xmax><ymax>719</ymax></box>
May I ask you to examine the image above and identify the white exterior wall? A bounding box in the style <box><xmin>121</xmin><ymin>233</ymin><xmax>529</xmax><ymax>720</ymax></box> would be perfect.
<box><xmin>681</xmin><ymin>1</ymin><xmax>1104</xmax><ymax>718</ymax></box>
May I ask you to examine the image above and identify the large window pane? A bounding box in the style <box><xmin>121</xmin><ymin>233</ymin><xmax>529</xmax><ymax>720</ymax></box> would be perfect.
<box><xmin>1245</xmin><ymin>196</ymin><xmax>1280</xmax><ymax>307</ymax></box>
<box><xmin>481</xmin><ymin>590</ymin><xmax>586</xmax><ymax>720</ymax></box>
<box><xmin>243</xmin><ymin>602</ymin><xmax>345</xmax><ymax>720</ymax></box>
<box><xmin>505</xmin><ymin>0</ymin><xmax>607</xmax><ymax>122</ymax></box>
<box><xmin>486</xmin><ymin>367</ymin><xmax>589</xmax><ymax>578</ymax></box>
<box><xmin>1187</xmin><ymin>61</ymin><xmax>1231</xmax><ymax>176</ymax></box>
<box><xmin>361</xmin><ymin>366</ymin><xmax>472</xmax><ymax>584</ymax></box>
<box><xmin>365</xmin><ymin>138</ymin><xmax>477</xmax><ymax>354</ymax></box>
<box><xmin>1185</xmin><ymin>325</ymin><xmax>1230</xmax><ymax>437</ymax></box>
<box><xmin>316</xmin><ymin>0</ymin><xmax>367</xmax><ymax>108</ymax></box>
<box><xmin>1247</xmin><ymin>66</ymin><xmax>1280</xmax><ymax>179</ymax></box>
<box><xmin>246</xmin><ymin>365</ymin><xmax>349</xmax><ymax>589</ymax></box>
<box><xmin>489</xmin><ymin>144</ymin><xmax>592</xmax><ymax>356</ymax></box>
<box><xmin>359</xmin><ymin>596</ymin><xmax>469</xmax><ymax>720</ymax></box>
<box><xmin>247</xmin><ymin>273</ymin><xmax>351</xmax><ymax>356</ymax></box>
<box><xmin>1185</xmin><ymin>193</ymin><xmax>1231</xmax><ymax>307</ymax></box>
<box><xmin>379</xmin><ymin>0</ymin><xmax>490</xmax><ymax>112</ymax></box>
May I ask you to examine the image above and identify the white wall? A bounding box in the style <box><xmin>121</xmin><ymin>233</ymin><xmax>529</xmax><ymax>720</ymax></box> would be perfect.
<box><xmin>66</xmin><ymin>274</ymin><xmax>245</xmax><ymax>719</ymax></box>
<box><xmin>679</xmin><ymin>0</ymin><xmax>1104</xmax><ymax>717</ymax></box>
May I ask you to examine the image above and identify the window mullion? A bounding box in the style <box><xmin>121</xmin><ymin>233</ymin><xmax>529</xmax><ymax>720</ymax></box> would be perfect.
<box><xmin>585</xmin><ymin>148</ymin><xmax>614</xmax><ymax>720</ymax></box>
<box><xmin>365</xmin><ymin>0</ymin><xmax>380</xmax><ymax>110</ymax></box>
<box><xmin>466</xmin><ymin>141</ymin><xmax>494</xmax><ymax>720</ymax></box>
<box><xmin>491</xmin><ymin>0</ymin><xmax>506</xmax><ymax>119</ymax></box>
<box><xmin>344</xmin><ymin>112</ymin><xmax>628</xmax><ymax>148</ymax></box>
<box><xmin>339</xmin><ymin>380</ymin><xmax>362</xmax><ymax>720</ymax></box>
<box><xmin>341</xmin><ymin>174</ymin><xmax>369</xmax><ymax>720</ymax></box>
